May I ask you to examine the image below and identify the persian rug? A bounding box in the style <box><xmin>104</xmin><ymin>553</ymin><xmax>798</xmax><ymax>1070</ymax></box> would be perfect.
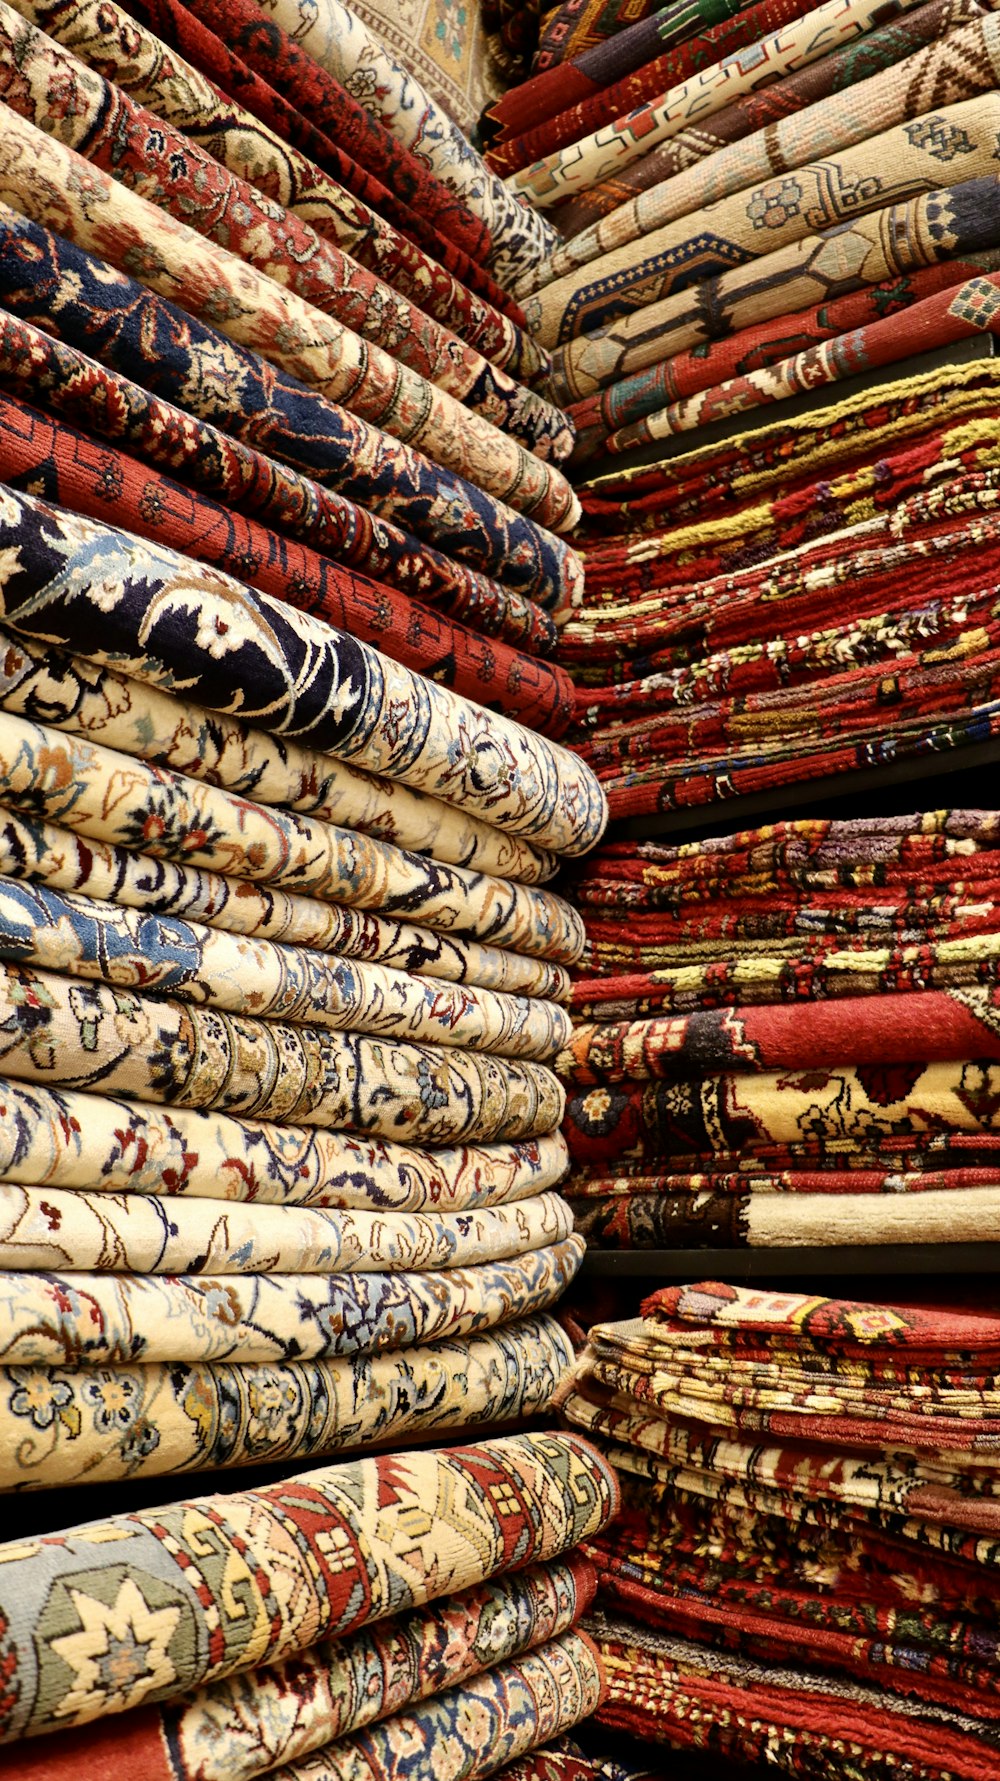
<box><xmin>169</xmin><ymin>0</ymin><xmax>499</xmax><ymax>270</ymax></box>
<box><xmin>0</xmin><ymin>209</ymin><xmax>580</xmax><ymax>607</ymax></box>
<box><xmin>0</xmin><ymin>704</ymin><xmax>585</xmax><ymax>966</ymax></box>
<box><xmin>0</xmin><ymin>803</ymin><xmax>573</xmax><ymax>1005</ymax></box>
<box><xmin>0</xmin><ymin>488</ymin><xmax>605</xmax><ymax>858</ymax></box>
<box><xmin>0</xmin><ymin>392</ymin><xmax>578</xmax><ymax>737</ymax></box>
<box><xmin>0</xmin><ymin>110</ymin><xmax>577</xmax><ymax>530</ymax></box>
<box><xmin>0</xmin><ymin>1317</ymin><xmax>576</xmax><ymax>1491</ymax></box>
<box><xmin>551</xmin><ymin>0</ymin><xmax>975</xmax><ymax>235</ymax></box>
<box><xmin>538</xmin><ymin>10</ymin><xmax>1000</xmax><ymax>298</ymax></box>
<box><xmin>0</xmin><ymin>1238</ymin><xmax>584</xmax><ymax>1364</ymax></box>
<box><xmin>8</xmin><ymin>1555</ymin><xmax>595</xmax><ymax>1776</ymax></box>
<box><xmin>482</xmin><ymin>0</ymin><xmax>543</xmax><ymax>84</ymax></box>
<box><xmin>264</xmin><ymin>1629</ymin><xmax>604</xmax><ymax>1778</ymax></box>
<box><xmin>0</xmin><ymin>313</ymin><xmax>563</xmax><ymax>664</ymax></box>
<box><xmin>349</xmin><ymin>0</ymin><xmax>501</xmax><ymax>137</ymax></box>
<box><xmin>0</xmin><ymin>1074</ymin><xmax>571</xmax><ymax>1212</ymax></box>
<box><xmin>250</xmin><ymin>0</ymin><xmax>560</xmax><ymax>286</ymax></box>
<box><xmin>568</xmin><ymin>253</ymin><xmax>1000</xmax><ymax>458</ymax></box>
<box><xmin>0</xmin><ymin>623</ymin><xmax>563</xmax><ymax>896</ymax></box>
<box><xmin>592</xmin><ymin>1617</ymin><xmax>1000</xmax><ymax>1779</ymax></box>
<box><xmin>0</xmin><ymin>953</ymin><xmax>566</xmax><ymax>1143</ymax></box>
<box><xmin>0</xmin><ymin>1429</ymin><xmax>619</xmax><ymax>1741</ymax></box>
<box><xmin>0</xmin><ymin>6</ymin><xmax>570</xmax><ymax>467</ymax></box>
<box><xmin>483</xmin><ymin>0</ymin><xmax>762</xmax><ymax>150</ymax></box>
<box><xmin>549</xmin><ymin>167</ymin><xmax>1000</xmax><ymax>401</ymax></box>
<box><xmin>29</xmin><ymin>0</ymin><xmax>536</xmax><ymax>361</ymax></box>
<box><xmin>0</xmin><ymin>1177</ymin><xmax>573</xmax><ymax>1274</ymax></box>
<box><xmin>508</xmin><ymin>0</ymin><xmax>929</xmax><ymax>208</ymax></box>
<box><xmin>487</xmin><ymin>0</ymin><xmax>809</xmax><ymax>179</ymax></box>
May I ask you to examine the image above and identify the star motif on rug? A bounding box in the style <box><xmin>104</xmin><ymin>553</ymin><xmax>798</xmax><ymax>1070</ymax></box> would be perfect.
<box><xmin>49</xmin><ymin>1576</ymin><xmax>181</xmax><ymax>1720</ymax></box>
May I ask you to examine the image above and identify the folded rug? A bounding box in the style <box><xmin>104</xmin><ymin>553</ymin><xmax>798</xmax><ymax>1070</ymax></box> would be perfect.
<box><xmin>0</xmin><ymin>5</ymin><xmax>570</xmax><ymax>465</ymax></box>
<box><xmin>0</xmin><ymin>1074</ymin><xmax>570</xmax><ymax>1209</ymax></box>
<box><xmin>0</xmin><ymin>1315</ymin><xmax>577</xmax><ymax>1489</ymax></box>
<box><xmin>0</xmin><ymin>489</ymin><xmax>604</xmax><ymax>856</ymax></box>
<box><xmin>6</xmin><ymin>1555</ymin><xmax>595</xmax><ymax>1776</ymax></box>
<box><xmin>0</xmin><ymin>708</ymin><xmax>584</xmax><ymax>963</ymax></box>
<box><xmin>31</xmin><ymin>0</ymin><xmax>538</xmax><ymax>362</ymax></box>
<box><xmin>0</xmin><ymin>624</ymin><xmax>560</xmax><ymax>891</ymax></box>
<box><xmin>0</xmin><ymin>1238</ymin><xmax>583</xmax><ymax>1363</ymax></box>
<box><xmin>0</xmin><ymin>313</ymin><xmax>562</xmax><ymax>662</ymax></box>
<box><xmin>532</xmin><ymin>0</ymin><xmax>668</xmax><ymax>76</ymax></box>
<box><xmin>0</xmin><ymin>803</ymin><xmax>572</xmax><ymax>1004</ymax></box>
<box><xmin>550</xmin><ymin>167</ymin><xmax>1000</xmax><ymax>401</ymax></box>
<box><xmin>550</xmin><ymin>0</ymin><xmax>972</xmax><ymax>235</ymax></box>
<box><xmin>0</xmin><ymin>208</ymin><xmax>580</xmax><ymax>603</ymax></box>
<box><xmin>568</xmin><ymin>1182</ymin><xmax>1000</xmax><ymax>1245</ymax></box>
<box><xmin>266</xmin><ymin>1627</ymin><xmax>604</xmax><ymax>1779</ymax></box>
<box><xmin>0</xmin><ymin>107</ymin><xmax>577</xmax><ymax>528</ymax></box>
<box><xmin>488</xmin><ymin>0</ymin><xmax>808</xmax><ymax>180</ymax></box>
<box><xmin>509</xmin><ymin>0</ymin><xmax>926</xmax><ymax>208</ymax></box>
<box><xmin>0</xmin><ymin>1429</ymin><xmax>619</xmax><ymax>1740</ymax></box>
<box><xmin>536</xmin><ymin>9</ymin><xmax>1000</xmax><ymax>296</ymax></box>
<box><xmin>251</xmin><ymin>0</ymin><xmax>559</xmax><ymax>285</ymax></box>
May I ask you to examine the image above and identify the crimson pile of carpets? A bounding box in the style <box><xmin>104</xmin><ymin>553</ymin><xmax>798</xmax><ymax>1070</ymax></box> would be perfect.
<box><xmin>0</xmin><ymin>1430</ymin><xmax>621</xmax><ymax>1778</ymax></box>
<box><xmin>558</xmin><ymin>809</ymin><xmax>1000</xmax><ymax>1251</ymax></box>
<box><xmin>566</xmin><ymin>1280</ymin><xmax>1000</xmax><ymax>1779</ymax></box>
<box><xmin>0</xmin><ymin>0</ymin><xmax>623</xmax><ymax>1499</ymax></box>
<box><xmin>559</xmin><ymin>356</ymin><xmax>1000</xmax><ymax>816</ymax></box>
<box><xmin>484</xmin><ymin>0</ymin><xmax>1000</xmax><ymax>456</ymax></box>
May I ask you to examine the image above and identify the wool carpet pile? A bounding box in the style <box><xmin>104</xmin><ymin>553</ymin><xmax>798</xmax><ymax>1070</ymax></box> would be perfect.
<box><xmin>566</xmin><ymin>1282</ymin><xmax>1000</xmax><ymax>1778</ymax></box>
<box><xmin>0</xmin><ymin>0</ymin><xmax>629</xmax><ymax>1504</ymax></box>
<box><xmin>0</xmin><ymin>1430</ymin><xmax>620</xmax><ymax>1775</ymax></box>
<box><xmin>560</xmin><ymin>358</ymin><xmax>1000</xmax><ymax>817</ymax></box>
<box><xmin>558</xmin><ymin>808</ymin><xmax>1000</xmax><ymax>1249</ymax></box>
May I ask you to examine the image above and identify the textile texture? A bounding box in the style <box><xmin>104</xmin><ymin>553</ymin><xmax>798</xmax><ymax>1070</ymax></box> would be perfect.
<box><xmin>567</xmin><ymin>1287</ymin><xmax>1000</xmax><ymax>1773</ymax></box>
<box><xmin>0</xmin><ymin>1430</ymin><xmax>619</xmax><ymax>1740</ymax></box>
<box><xmin>557</xmin><ymin>812</ymin><xmax>1000</xmax><ymax>1249</ymax></box>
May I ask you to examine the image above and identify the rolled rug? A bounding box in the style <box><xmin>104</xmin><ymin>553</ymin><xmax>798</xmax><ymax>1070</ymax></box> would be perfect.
<box><xmin>4</xmin><ymin>1555</ymin><xmax>596</xmax><ymax>1775</ymax></box>
<box><xmin>0</xmin><ymin>1429</ymin><xmax>619</xmax><ymax>1740</ymax></box>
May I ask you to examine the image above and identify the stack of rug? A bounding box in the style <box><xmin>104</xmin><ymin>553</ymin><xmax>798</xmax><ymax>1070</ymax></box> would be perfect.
<box><xmin>565</xmin><ymin>1280</ymin><xmax>1000</xmax><ymax>1779</ymax></box>
<box><xmin>483</xmin><ymin>0</ymin><xmax>1000</xmax><ymax>439</ymax></box>
<box><xmin>0</xmin><ymin>476</ymin><xmax>608</xmax><ymax>1490</ymax></box>
<box><xmin>0</xmin><ymin>1429</ymin><xmax>621</xmax><ymax>1777</ymax></box>
<box><xmin>559</xmin><ymin>808</ymin><xmax>1000</xmax><ymax>1252</ymax></box>
<box><xmin>0</xmin><ymin>0</ymin><xmax>623</xmax><ymax>1498</ymax></box>
<box><xmin>559</xmin><ymin>356</ymin><xmax>1000</xmax><ymax>817</ymax></box>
